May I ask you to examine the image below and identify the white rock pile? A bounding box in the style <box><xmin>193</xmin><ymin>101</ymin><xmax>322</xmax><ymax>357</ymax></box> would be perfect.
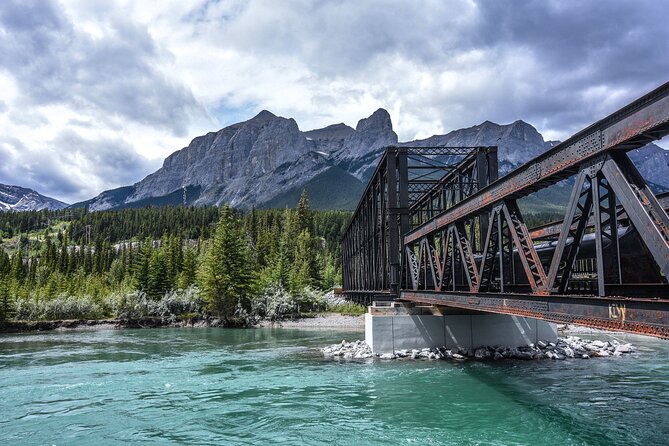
<box><xmin>322</xmin><ymin>339</ymin><xmax>373</xmax><ymax>359</ymax></box>
<box><xmin>321</xmin><ymin>336</ymin><xmax>635</xmax><ymax>361</ymax></box>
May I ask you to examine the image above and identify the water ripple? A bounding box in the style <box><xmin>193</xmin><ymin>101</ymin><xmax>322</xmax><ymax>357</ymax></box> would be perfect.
<box><xmin>1</xmin><ymin>328</ymin><xmax>668</xmax><ymax>445</ymax></box>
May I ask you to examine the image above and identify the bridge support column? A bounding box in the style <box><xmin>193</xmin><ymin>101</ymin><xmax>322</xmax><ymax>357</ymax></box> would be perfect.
<box><xmin>365</xmin><ymin>303</ymin><xmax>557</xmax><ymax>354</ymax></box>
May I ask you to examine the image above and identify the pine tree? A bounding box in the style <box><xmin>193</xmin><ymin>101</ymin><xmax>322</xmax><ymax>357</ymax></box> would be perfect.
<box><xmin>271</xmin><ymin>239</ymin><xmax>291</xmax><ymax>289</ymax></box>
<box><xmin>295</xmin><ymin>190</ymin><xmax>313</xmax><ymax>234</ymax></box>
<box><xmin>10</xmin><ymin>253</ymin><xmax>25</xmax><ymax>282</ymax></box>
<box><xmin>147</xmin><ymin>250</ymin><xmax>169</xmax><ymax>299</ymax></box>
<box><xmin>178</xmin><ymin>247</ymin><xmax>197</xmax><ymax>289</ymax></box>
<box><xmin>0</xmin><ymin>250</ymin><xmax>10</xmax><ymax>274</ymax></box>
<box><xmin>246</xmin><ymin>207</ymin><xmax>258</xmax><ymax>248</ymax></box>
<box><xmin>291</xmin><ymin>229</ymin><xmax>318</xmax><ymax>290</ymax></box>
<box><xmin>0</xmin><ymin>277</ymin><xmax>11</xmax><ymax>321</ymax></box>
<box><xmin>132</xmin><ymin>239</ymin><xmax>152</xmax><ymax>292</ymax></box>
<box><xmin>198</xmin><ymin>205</ymin><xmax>255</xmax><ymax>319</ymax></box>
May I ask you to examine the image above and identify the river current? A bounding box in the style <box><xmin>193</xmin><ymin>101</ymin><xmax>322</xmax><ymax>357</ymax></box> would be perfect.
<box><xmin>0</xmin><ymin>327</ymin><xmax>667</xmax><ymax>445</ymax></box>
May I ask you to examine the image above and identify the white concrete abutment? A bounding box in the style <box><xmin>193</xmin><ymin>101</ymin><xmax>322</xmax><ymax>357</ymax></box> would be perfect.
<box><xmin>365</xmin><ymin>302</ymin><xmax>558</xmax><ymax>354</ymax></box>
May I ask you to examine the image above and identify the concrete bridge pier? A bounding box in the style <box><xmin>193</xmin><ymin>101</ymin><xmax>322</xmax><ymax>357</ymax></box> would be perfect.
<box><xmin>365</xmin><ymin>302</ymin><xmax>558</xmax><ymax>354</ymax></box>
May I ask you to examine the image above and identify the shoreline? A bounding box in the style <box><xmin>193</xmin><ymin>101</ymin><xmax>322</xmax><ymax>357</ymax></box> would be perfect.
<box><xmin>258</xmin><ymin>314</ymin><xmax>364</xmax><ymax>330</ymax></box>
<box><xmin>0</xmin><ymin>317</ymin><xmax>660</xmax><ymax>342</ymax></box>
<box><xmin>0</xmin><ymin>313</ymin><xmax>365</xmax><ymax>334</ymax></box>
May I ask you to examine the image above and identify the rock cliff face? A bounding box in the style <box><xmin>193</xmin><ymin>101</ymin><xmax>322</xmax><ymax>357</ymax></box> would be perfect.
<box><xmin>629</xmin><ymin>143</ymin><xmax>669</xmax><ymax>191</ymax></box>
<box><xmin>75</xmin><ymin>109</ymin><xmax>669</xmax><ymax>211</ymax></box>
<box><xmin>80</xmin><ymin>108</ymin><xmax>397</xmax><ymax>210</ymax></box>
<box><xmin>0</xmin><ymin>184</ymin><xmax>68</xmax><ymax>211</ymax></box>
<box><xmin>403</xmin><ymin>119</ymin><xmax>551</xmax><ymax>164</ymax></box>
<box><xmin>126</xmin><ymin>110</ymin><xmax>315</xmax><ymax>208</ymax></box>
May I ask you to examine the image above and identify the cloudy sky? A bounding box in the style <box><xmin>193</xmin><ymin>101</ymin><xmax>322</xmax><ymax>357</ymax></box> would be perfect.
<box><xmin>0</xmin><ymin>0</ymin><xmax>667</xmax><ymax>203</ymax></box>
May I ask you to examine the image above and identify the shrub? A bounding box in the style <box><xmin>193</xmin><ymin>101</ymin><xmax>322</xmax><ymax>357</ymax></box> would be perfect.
<box><xmin>106</xmin><ymin>286</ymin><xmax>205</xmax><ymax>323</ymax></box>
<box><xmin>294</xmin><ymin>287</ymin><xmax>327</xmax><ymax>314</ymax></box>
<box><xmin>326</xmin><ymin>302</ymin><xmax>367</xmax><ymax>316</ymax></box>
<box><xmin>157</xmin><ymin>286</ymin><xmax>206</xmax><ymax>323</ymax></box>
<box><xmin>14</xmin><ymin>295</ymin><xmax>104</xmax><ymax>320</ymax></box>
<box><xmin>250</xmin><ymin>284</ymin><xmax>327</xmax><ymax>321</ymax></box>
<box><xmin>251</xmin><ymin>283</ymin><xmax>296</xmax><ymax>321</ymax></box>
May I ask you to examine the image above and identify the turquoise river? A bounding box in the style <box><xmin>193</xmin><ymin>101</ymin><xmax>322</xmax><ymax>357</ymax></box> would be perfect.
<box><xmin>1</xmin><ymin>327</ymin><xmax>668</xmax><ymax>445</ymax></box>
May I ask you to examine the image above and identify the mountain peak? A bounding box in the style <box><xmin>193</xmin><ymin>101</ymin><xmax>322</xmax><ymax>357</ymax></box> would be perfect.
<box><xmin>356</xmin><ymin>108</ymin><xmax>392</xmax><ymax>133</ymax></box>
<box><xmin>249</xmin><ymin>110</ymin><xmax>278</xmax><ymax>122</ymax></box>
<box><xmin>0</xmin><ymin>183</ymin><xmax>68</xmax><ymax>211</ymax></box>
<box><xmin>509</xmin><ymin>119</ymin><xmax>533</xmax><ymax>129</ymax></box>
<box><xmin>303</xmin><ymin>123</ymin><xmax>355</xmax><ymax>141</ymax></box>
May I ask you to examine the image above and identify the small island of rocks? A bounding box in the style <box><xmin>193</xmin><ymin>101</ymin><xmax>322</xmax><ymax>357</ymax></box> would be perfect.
<box><xmin>322</xmin><ymin>336</ymin><xmax>635</xmax><ymax>361</ymax></box>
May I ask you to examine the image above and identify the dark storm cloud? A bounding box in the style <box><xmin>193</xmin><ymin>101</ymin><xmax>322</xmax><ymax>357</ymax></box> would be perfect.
<box><xmin>0</xmin><ymin>0</ymin><xmax>207</xmax><ymax>137</ymax></box>
<box><xmin>476</xmin><ymin>0</ymin><xmax>666</xmax><ymax>77</ymax></box>
<box><xmin>469</xmin><ymin>0</ymin><xmax>669</xmax><ymax>133</ymax></box>
<box><xmin>217</xmin><ymin>0</ymin><xmax>667</xmax><ymax>138</ymax></box>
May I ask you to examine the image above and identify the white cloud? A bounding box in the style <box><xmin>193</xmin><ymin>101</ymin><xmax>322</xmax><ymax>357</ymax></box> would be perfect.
<box><xmin>0</xmin><ymin>0</ymin><xmax>667</xmax><ymax>202</ymax></box>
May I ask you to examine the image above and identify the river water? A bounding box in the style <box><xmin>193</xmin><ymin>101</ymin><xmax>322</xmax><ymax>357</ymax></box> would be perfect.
<box><xmin>0</xmin><ymin>327</ymin><xmax>667</xmax><ymax>445</ymax></box>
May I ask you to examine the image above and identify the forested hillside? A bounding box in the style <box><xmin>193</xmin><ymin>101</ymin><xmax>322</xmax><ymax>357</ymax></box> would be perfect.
<box><xmin>0</xmin><ymin>192</ymin><xmax>351</xmax><ymax>323</ymax></box>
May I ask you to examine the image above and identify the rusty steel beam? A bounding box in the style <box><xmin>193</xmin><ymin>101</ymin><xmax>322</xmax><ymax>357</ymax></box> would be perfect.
<box><xmin>405</xmin><ymin>81</ymin><xmax>669</xmax><ymax>245</ymax></box>
<box><xmin>529</xmin><ymin>192</ymin><xmax>669</xmax><ymax>240</ymax></box>
<box><xmin>343</xmin><ymin>146</ymin><xmax>497</xmax><ymax>298</ymax></box>
<box><xmin>401</xmin><ymin>290</ymin><xmax>669</xmax><ymax>339</ymax></box>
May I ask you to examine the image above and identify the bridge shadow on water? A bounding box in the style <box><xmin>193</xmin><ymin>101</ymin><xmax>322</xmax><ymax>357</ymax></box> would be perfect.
<box><xmin>460</xmin><ymin>361</ymin><xmax>630</xmax><ymax>446</ymax></box>
<box><xmin>354</xmin><ymin>349</ymin><xmax>667</xmax><ymax>445</ymax></box>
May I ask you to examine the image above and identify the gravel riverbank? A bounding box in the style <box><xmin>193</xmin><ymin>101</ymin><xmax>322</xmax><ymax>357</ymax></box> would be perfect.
<box><xmin>258</xmin><ymin>314</ymin><xmax>365</xmax><ymax>329</ymax></box>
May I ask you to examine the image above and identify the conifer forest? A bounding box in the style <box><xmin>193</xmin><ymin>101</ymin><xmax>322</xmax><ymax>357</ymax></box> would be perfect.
<box><xmin>0</xmin><ymin>192</ymin><xmax>354</xmax><ymax>324</ymax></box>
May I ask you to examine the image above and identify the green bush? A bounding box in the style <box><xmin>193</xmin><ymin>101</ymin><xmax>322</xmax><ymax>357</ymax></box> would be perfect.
<box><xmin>250</xmin><ymin>284</ymin><xmax>326</xmax><ymax>321</ymax></box>
<box><xmin>250</xmin><ymin>283</ymin><xmax>296</xmax><ymax>321</ymax></box>
<box><xmin>14</xmin><ymin>295</ymin><xmax>104</xmax><ymax>320</ymax></box>
<box><xmin>326</xmin><ymin>302</ymin><xmax>367</xmax><ymax>316</ymax></box>
<box><xmin>106</xmin><ymin>286</ymin><xmax>205</xmax><ymax>322</ymax></box>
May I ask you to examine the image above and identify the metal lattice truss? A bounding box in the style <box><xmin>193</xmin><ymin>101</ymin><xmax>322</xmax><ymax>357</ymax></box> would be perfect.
<box><xmin>341</xmin><ymin>145</ymin><xmax>498</xmax><ymax>303</ymax></box>
<box><xmin>401</xmin><ymin>81</ymin><xmax>669</xmax><ymax>338</ymax></box>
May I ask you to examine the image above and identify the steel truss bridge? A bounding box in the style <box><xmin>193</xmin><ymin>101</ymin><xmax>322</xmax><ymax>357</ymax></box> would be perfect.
<box><xmin>342</xmin><ymin>81</ymin><xmax>669</xmax><ymax>338</ymax></box>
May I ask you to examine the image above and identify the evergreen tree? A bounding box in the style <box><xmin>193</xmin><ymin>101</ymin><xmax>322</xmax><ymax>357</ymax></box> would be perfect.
<box><xmin>10</xmin><ymin>253</ymin><xmax>25</xmax><ymax>282</ymax></box>
<box><xmin>0</xmin><ymin>250</ymin><xmax>10</xmax><ymax>274</ymax></box>
<box><xmin>0</xmin><ymin>277</ymin><xmax>11</xmax><ymax>321</ymax></box>
<box><xmin>270</xmin><ymin>239</ymin><xmax>291</xmax><ymax>289</ymax></box>
<box><xmin>178</xmin><ymin>247</ymin><xmax>197</xmax><ymax>289</ymax></box>
<box><xmin>132</xmin><ymin>239</ymin><xmax>152</xmax><ymax>292</ymax></box>
<box><xmin>198</xmin><ymin>205</ymin><xmax>255</xmax><ymax>319</ymax></box>
<box><xmin>147</xmin><ymin>250</ymin><xmax>169</xmax><ymax>299</ymax></box>
<box><xmin>295</xmin><ymin>190</ymin><xmax>313</xmax><ymax>234</ymax></box>
<box><xmin>246</xmin><ymin>207</ymin><xmax>258</xmax><ymax>248</ymax></box>
<box><xmin>291</xmin><ymin>229</ymin><xmax>318</xmax><ymax>290</ymax></box>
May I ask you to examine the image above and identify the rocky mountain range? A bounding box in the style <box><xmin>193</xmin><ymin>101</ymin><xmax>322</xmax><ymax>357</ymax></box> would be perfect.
<box><xmin>63</xmin><ymin>109</ymin><xmax>669</xmax><ymax>211</ymax></box>
<box><xmin>0</xmin><ymin>183</ymin><xmax>68</xmax><ymax>212</ymax></box>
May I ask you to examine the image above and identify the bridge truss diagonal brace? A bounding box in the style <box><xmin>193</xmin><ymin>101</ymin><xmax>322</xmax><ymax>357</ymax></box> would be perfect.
<box><xmin>477</xmin><ymin>205</ymin><xmax>503</xmax><ymax>292</ymax></box>
<box><xmin>405</xmin><ymin>245</ymin><xmax>419</xmax><ymax>291</ymax></box>
<box><xmin>544</xmin><ymin>152</ymin><xmax>669</xmax><ymax>296</ymax></box>
<box><xmin>454</xmin><ymin>222</ymin><xmax>479</xmax><ymax>291</ymax></box>
<box><xmin>602</xmin><ymin>152</ymin><xmax>669</xmax><ymax>280</ymax></box>
<box><xmin>546</xmin><ymin>170</ymin><xmax>593</xmax><ymax>293</ymax></box>
<box><xmin>440</xmin><ymin>227</ymin><xmax>455</xmax><ymax>291</ymax></box>
<box><xmin>501</xmin><ymin>200</ymin><xmax>548</xmax><ymax>294</ymax></box>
